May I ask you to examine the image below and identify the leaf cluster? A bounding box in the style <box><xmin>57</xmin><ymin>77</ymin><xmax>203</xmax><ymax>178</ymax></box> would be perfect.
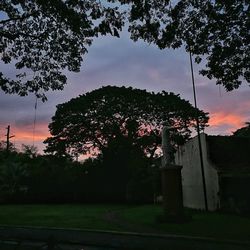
<box><xmin>44</xmin><ymin>85</ymin><xmax>209</xmax><ymax>158</ymax></box>
<box><xmin>233</xmin><ymin>122</ymin><xmax>250</xmax><ymax>137</ymax></box>
<box><xmin>0</xmin><ymin>0</ymin><xmax>124</xmax><ymax>100</ymax></box>
<box><xmin>113</xmin><ymin>0</ymin><xmax>250</xmax><ymax>90</ymax></box>
<box><xmin>1</xmin><ymin>1</ymin><xmax>249</xmax><ymax>98</ymax></box>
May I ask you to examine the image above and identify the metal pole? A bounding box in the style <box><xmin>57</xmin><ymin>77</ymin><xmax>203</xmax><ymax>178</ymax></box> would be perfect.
<box><xmin>6</xmin><ymin>125</ymin><xmax>15</xmax><ymax>156</ymax></box>
<box><xmin>32</xmin><ymin>96</ymin><xmax>38</xmax><ymax>147</ymax></box>
<box><xmin>189</xmin><ymin>51</ymin><xmax>208</xmax><ymax>211</ymax></box>
<box><xmin>6</xmin><ymin>125</ymin><xmax>10</xmax><ymax>153</ymax></box>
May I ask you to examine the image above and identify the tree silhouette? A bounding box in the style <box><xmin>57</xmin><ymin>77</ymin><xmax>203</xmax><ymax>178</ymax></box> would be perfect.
<box><xmin>0</xmin><ymin>0</ymin><xmax>123</xmax><ymax>100</ymax></box>
<box><xmin>0</xmin><ymin>160</ymin><xmax>28</xmax><ymax>195</ymax></box>
<box><xmin>1</xmin><ymin>1</ymin><xmax>249</xmax><ymax>99</ymax></box>
<box><xmin>0</xmin><ymin>140</ymin><xmax>16</xmax><ymax>154</ymax></box>
<box><xmin>44</xmin><ymin>86</ymin><xmax>209</xmax><ymax>158</ymax></box>
<box><xmin>114</xmin><ymin>0</ymin><xmax>250</xmax><ymax>90</ymax></box>
<box><xmin>21</xmin><ymin>144</ymin><xmax>38</xmax><ymax>158</ymax></box>
<box><xmin>233</xmin><ymin>122</ymin><xmax>250</xmax><ymax>137</ymax></box>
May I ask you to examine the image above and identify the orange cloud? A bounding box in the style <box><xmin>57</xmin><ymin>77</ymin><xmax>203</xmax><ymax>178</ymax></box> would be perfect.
<box><xmin>14</xmin><ymin>131</ymin><xmax>49</xmax><ymax>141</ymax></box>
<box><xmin>209</xmin><ymin>112</ymin><xmax>245</xmax><ymax>133</ymax></box>
<box><xmin>12</xmin><ymin>122</ymin><xmax>50</xmax><ymax>143</ymax></box>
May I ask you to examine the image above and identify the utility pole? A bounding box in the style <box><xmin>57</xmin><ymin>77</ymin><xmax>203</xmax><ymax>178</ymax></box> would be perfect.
<box><xmin>189</xmin><ymin>51</ymin><xmax>208</xmax><ymax>211</ymax></box>
<box><xmin>6</xmin><ymin>125</ymin><xmax>15</xmax><ymax>154</ymax></box>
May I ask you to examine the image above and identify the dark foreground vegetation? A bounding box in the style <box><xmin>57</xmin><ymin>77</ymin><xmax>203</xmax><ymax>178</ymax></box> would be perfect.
<box><xmin>0</xmin><ymin>147</ymin><xmax>161</xmax><ymax>204</ymax></box>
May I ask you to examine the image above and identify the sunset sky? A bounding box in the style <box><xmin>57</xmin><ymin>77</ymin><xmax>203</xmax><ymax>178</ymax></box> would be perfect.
<box><xmin>0</xmin><ymin>31</ymin><xmax>249</xmax><ymax>154</ymax></box>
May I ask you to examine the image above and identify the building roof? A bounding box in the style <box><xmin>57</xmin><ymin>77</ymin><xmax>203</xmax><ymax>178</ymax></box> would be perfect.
<box><xmin>206</xmin><ymin>135</ymin><xmax>250</xmax><ymax>170</ymax></box>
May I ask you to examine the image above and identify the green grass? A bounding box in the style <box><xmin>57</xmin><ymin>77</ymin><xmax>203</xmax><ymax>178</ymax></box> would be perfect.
<box><xmin>0</xmin><ymin>204</ymin><xmax>127</xmax><ymax>231</ymax></box>
<box><xmin>0</xmin><ymin>204</ymin><xmax>250</xmax><ymax>242</ymax></box>
<box><xmin>119</xmin><ymin>205</ymin><xmax>250</xmax><ymax>241</ymax></box>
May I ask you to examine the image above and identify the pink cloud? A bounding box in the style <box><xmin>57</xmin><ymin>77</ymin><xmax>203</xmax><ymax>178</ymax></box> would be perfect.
<box><xmin>208</xmin><ymin>112</ymin><xmax>245</xmax><ymax>134</ymax></box>
<box><xmin>12</xmin><ymin>122</ymin><xmax>49</xmax><ymax>145</ymax></box>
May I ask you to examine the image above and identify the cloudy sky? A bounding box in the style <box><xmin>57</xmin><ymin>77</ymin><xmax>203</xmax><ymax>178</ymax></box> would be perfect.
<box><xmin>0</xmin><ymin>31</ymin><xmax>249</xmax><ymax>153</ymax></box>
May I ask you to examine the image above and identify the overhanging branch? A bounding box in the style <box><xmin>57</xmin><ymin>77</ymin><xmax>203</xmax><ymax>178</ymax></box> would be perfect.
<box><xmin>0</xmin><ymin>12</ymin><xmax>38</xmax><ymax>25</ymax></box>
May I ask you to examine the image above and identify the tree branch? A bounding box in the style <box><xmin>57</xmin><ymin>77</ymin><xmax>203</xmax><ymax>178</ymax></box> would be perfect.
<box><xmin>0</xmin><ymin>30</ymin><xmax>41</xmax><ymax>40</ymax></box>
<box><xmin>0</xmin><ymin>12</ymin><xmax>38</xmax><ymax>25</ymax></box>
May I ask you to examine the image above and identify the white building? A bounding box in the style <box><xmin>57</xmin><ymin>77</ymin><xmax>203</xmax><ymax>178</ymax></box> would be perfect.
<box><xmin>175</xmin><ymin>133</ymin><xmax>250</xmax><ymax>213</ymax></box>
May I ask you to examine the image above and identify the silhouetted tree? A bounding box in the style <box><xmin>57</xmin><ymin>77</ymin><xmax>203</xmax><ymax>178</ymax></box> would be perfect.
<box><xmin>44</xmin><ymin>86</ymin><xmax>209</xmax><ymax>158</ymax></box>
<box><xmin>0</xmin><ymin>160</ymin><xmax>28</xmax><ymax>197</ymax></box>
<box><xmin>0</xmin><ymin>0</ymin><xmax>123</xmax><ymax>100</ymax></box>
<box><xmin>233</xmin><ymin>122</ymin><xmax>250</xmax><ymax>137</ymax></box>
<box><xmin>0</xmin><ymin>141</ymin><xmax>18</xmax><ymax>161</ymax></box>
<box><xmin>21</xmin><ymin>144</ymin><xmax>38</xmax><ymax>158</ymax></box>
<box><xmin>1</xmin><ymin>1</ymin><xmax>249</xmax><ymax>99</ymax></box>
<box><xmin>119</xmin><ymin>0</ymin><xmax>249</xmax><ymax>90</ymax></box>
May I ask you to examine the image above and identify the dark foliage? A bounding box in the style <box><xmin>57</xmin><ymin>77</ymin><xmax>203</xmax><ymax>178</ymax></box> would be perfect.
<box><xmin>45</xmin><ymin>85</ymin><xmax>209</xmax><ymax>159</ymax></box>
<box><xmin>207</xmin><ymin>135</ymin><xmax>250</xmax><ymax>169</ymax></box>
<box><xmin>116</xmin><ymin>0</ymin><xmax>249</xmax><ymax>90</ymax></box>
<box><xmin>233</xmin><ymin>122</ymin><xmax>250</xmax><ymax>137</ymax></box>
<box><xmin>1</xmin><ymin>1</ymin><xmax>249</xmax><ymax>99</ymax></box>
<box><xmin>220</xmin><ymin>176</ymin><xmax>250</xmax><ymax>214</ymax></box>
<box><xmin>0</xmin><ymin>148</ymin><xmax>158</xmax><ymax>203</ymax></box>
<box><xmin>0</xmin><ymin>0</ymin><xmax>124</xmax><ymax>100</ymax></box>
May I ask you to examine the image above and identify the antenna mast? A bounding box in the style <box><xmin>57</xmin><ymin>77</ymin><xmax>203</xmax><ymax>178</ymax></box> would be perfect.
<box><xmin>189</xmin><ymin>50</ymin><xmax>208</xmax><ymax>211</ymax></box>
<box><xmin>32</xmin><ymin>97</ymin><xmax>38</xmax><ymax>146</ymax></box>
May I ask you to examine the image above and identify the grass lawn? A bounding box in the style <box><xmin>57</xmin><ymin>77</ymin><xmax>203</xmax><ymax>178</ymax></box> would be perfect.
<box><xmin>118</xmin><ymin>205</ymin><xmax>250</xmax><ymax>242</ymax></box>
<box><xmin>0</xmin><ymin>204</ymin><xmax>127</xmax><ymax>231</ymax></box>
<box><xmin>0</xmin><ymin>204</ymin><xmax>250</xmax><ymax>242</ymax></box>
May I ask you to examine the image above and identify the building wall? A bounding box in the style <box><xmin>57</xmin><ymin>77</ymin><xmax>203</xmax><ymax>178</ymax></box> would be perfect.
<box><xmin>175</xmin><ymin>133</ymin><xmax>220</xmax><ymax>211</ymax></box>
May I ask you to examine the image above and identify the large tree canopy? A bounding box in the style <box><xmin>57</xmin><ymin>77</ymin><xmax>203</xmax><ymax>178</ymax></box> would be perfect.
<box><xmin>1</xmin><ymin>1</ymin><xmax>248</xmax><ymax>100</ymax></box>
<box><xmin>118</xmin><ymin>0</ymin><xmax>249</xmax><ymax>91</ymax></box>
<box><xmin>44</xmin><ymin>86</ymin><xmax>209</xmax><ymax>158</ymax></box>
<box><xmin>0</xmin><ymin>0</ymin><xmax>123</xmax><ymax>100</ymax></box>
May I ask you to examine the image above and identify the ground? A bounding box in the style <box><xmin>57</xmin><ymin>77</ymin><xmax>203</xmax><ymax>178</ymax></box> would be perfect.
<box><xmin>0</xmin><ymin>204</ymin><xmax>250</xmax><ymax>242</ymax></box>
